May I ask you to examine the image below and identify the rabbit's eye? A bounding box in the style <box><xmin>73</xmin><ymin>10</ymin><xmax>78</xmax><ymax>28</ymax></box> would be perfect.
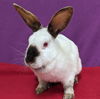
<box><xmin>43</xmin><ymin>42</ymin><xmax>48</xmax><ymax>48</ymax></box>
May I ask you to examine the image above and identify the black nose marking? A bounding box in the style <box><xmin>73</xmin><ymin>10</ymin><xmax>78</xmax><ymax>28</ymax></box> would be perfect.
<box><xmin>25</xmin><ymin>46</ymin><xmax>40</xmax><ymax>63</ymax></box>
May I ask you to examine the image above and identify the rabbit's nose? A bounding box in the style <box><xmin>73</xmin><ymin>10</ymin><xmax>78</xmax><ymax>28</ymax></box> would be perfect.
<box><xmin>25</xmin><ymin>46</ymin><xmax>40</xmax><ymax>63</ymax></box>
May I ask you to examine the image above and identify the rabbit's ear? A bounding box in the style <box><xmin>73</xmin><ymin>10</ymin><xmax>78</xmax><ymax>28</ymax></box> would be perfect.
<box><xmin>13</xmin><ymin>3</ymin><xmax>41</xmax><ymax>32</ymax></box>
<box><xmin>48</xmin><ymin>7</ymin><xmax>73</xmax><ymax>38</ymax></box>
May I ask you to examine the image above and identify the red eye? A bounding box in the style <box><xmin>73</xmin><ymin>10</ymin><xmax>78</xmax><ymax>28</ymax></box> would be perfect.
<box><xmin>43</xmin><ymin>42</ymin><xmax>48</xmax><ymax>47</ymax></box>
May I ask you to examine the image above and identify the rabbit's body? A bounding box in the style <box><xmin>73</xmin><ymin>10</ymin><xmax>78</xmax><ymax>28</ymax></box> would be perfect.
<box><xmin>13</xmin><ymin>3</ymin><xmax>82</xmax><ymax>99</ymax></box>
<box><xmin>31</xmin><ymin>28</ymin><xmax>82</xmax><ymax>83</ymax></box>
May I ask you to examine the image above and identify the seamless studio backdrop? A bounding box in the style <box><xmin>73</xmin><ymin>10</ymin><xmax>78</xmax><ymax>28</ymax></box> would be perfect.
<box><xmin>0</xmin><ymin>0</ymin><xmax>100</xmax><ymax>67</ymax></box>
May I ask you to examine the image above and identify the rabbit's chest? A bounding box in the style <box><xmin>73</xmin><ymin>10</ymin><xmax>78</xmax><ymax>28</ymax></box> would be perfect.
<box><xmin>39</xmin><ymin>71</ymin><xmax>63</xmax><ymax>82</ymax></box>
<box><xmin>35</xmin><ymin>64</ymin><xmax>71</xmax><ymax>82</ymax></box>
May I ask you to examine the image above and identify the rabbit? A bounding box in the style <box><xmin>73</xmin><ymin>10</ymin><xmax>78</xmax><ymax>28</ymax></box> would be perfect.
<box><xmin>13</xmin><ymin>3</ymin><xmax>82</xmax><ymax>99</ymax></box>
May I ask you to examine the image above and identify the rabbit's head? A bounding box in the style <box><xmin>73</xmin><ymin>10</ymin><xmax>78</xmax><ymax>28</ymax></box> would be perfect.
<box><xmin>13</xmin><ymin>3</ymin><xmax>73</xmax><ymax>70</ymax></box>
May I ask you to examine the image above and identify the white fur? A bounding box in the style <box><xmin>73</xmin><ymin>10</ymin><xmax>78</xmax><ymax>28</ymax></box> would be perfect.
<box><xmin>26</xmin><ymin>28</ymin><xmax>82</xmax><ymax>84</ymax></box>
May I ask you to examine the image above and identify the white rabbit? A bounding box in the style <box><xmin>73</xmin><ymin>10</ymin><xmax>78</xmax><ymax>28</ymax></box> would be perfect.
<box><xmin>13</xmin><ymin>3</ymin><xmax>82</xmax><ymax>99</ymax></box>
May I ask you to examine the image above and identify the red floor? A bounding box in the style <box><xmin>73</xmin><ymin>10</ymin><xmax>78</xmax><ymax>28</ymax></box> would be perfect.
<box><xmin>0</xmin><ymin>63</ymin><xmax>100</xmax><ymax>99</ymax></box>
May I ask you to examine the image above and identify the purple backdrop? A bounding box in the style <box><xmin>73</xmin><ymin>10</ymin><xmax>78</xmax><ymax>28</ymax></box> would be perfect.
<box><xmin>0</xmin><ymin>0</ymin><xmax>100</xmax><ymax>66</ymax></box>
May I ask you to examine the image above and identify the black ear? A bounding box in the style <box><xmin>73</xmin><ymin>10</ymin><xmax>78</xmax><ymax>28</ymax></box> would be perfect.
<box><xmin>13</xmin><ymin>3</ymin><xmax>41</xmax><ymax>32</ymax></box>
<box><xmin>48</xmin><ymin>6</ymin><xmax>73</xmax><ymax>38</ymax></box>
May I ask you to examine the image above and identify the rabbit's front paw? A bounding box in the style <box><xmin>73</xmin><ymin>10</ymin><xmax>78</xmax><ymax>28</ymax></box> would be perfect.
<box><xmin>63</xmin><ymin>93</ymin><xmax>74</xmax><ymax>99</ymax></box>
<box><xmin>36</xmin><ymin>84</ymin><xmax>47</xmax><ymax>94</ymax></box>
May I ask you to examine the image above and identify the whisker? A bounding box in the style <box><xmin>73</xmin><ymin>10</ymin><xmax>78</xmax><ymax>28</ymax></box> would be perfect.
<box><xmin>9</xmin><ymin>46</ymin><xmax>30</xmax><ymax>69</ymax></box>
<box><xmin>18</xmin><ymin>42</ymin><xmax>28</xmax><ymax>46</ymax></box>
<box><xmin>12</xmin><ymin>57</ymin><xmax>24</xmax><ymax>62</ymax></box>
<box><xmin>10</xmin><ymin>46</ymin><xmax>25</xmax><ymax>57</ymax></box>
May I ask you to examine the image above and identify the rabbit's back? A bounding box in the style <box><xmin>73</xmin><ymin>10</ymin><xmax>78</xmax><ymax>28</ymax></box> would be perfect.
<box><xmin>56</xmin><ymin>34</ymin><xmax>79</xmax><ymax>58</ymax></box>
<box><xmin>56</xmin><ymin>34</ymin><xmax>82</xmax><ymax>75</ymax></box>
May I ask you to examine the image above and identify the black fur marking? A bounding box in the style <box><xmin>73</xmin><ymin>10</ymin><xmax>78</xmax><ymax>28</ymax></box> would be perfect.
<box><xmin>25</xmin><ymin>46</ymin><xmax>40</xmax><ymax>63</ymax></box>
